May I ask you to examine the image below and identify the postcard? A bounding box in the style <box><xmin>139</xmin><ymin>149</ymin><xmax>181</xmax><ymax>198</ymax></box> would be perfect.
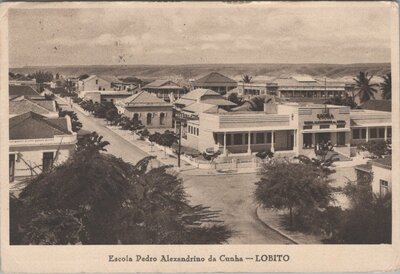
<box><xmin>0</xmin><ymin>1</ymin><xmax>399</xmax><ymax>273</ymax></box>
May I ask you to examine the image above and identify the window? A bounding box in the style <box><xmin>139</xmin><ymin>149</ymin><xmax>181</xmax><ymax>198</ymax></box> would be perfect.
<box><xmin>337</xmin><ymin>132</ymin><xmax>346</xmax><ymax>146</ymax></box>
<box><xmin>378</xmin><ymin>128</ymin><xmax>385</xmax><ymax>138</ymax></box>
<box><xmin>146</xmin><ymin>113</ymin><xmax>152</xmax><ymax>125</ymax></box>
<box><xmin>96</xmin><ymin>79</ymin><xmax>99</xmax><ymax>85</ymax></box>
<box><xmin>233</xmin><ymin>134</ymin><xmax>243</xmax><ymax>145</ymax></box>
<box><xmin>361</xmin><ymin>128</ymin><xmax>366</xmax><ymax>139</ymax></box>
<box><xmin>303</xmin><ymin>125</ymin><xmax>313</xmax><ymax>130</ymax></box>
<box><xmin>9</xmin><ymin>154</ymin><xmax>15</xmax><ymax>182</ymax></box>
<box><xmin>320</xmin><ymin>124</ymin><xmax>330</xmax><ymax>129</ymax></box>
<box><xmin>380</xmin><ymin>180</ymin><xmax>389</xmax><ymax>197</ymax></box>
<box><xmin>160</xmin><ymin>113</ymin><xmax>165</xmax><ymax>125</ymax></box>
<box><xmin>352</xmin><ymin>129</ymin><xmax>360</xmax><ymax>139</ymax></box>
<box><xmin>303</xmin><ymin>133</ymin><xmax>313</xmax><ymax>148</ymax></box>
<box><xmin>196</xmin><ymin>128</ymin><xmax>199</xmax><ymax>136</ymax></box>
<box><xmin>370</xmin><ymin>128</ymin><xmax>378</xmax><ymax>139</ymax></box>
<box><xmin>388</xmin><ymin>127</ymin><xmax>392</xmax><ymax>138</ymax></box>
<box><xmin>266</xmin><ymin>132</ymin><xmax>272</xmax><ymax>143</ymax></box>
<box><xmin>226</xmin><ymin>134</ymin><xmax>232</xmax><ymax>146</ymax></box>
<box><xmin>256</xmin><ymin>133</ymin><xmax>264</xmax><ymax>144</ymax></box>
<box><xmin>133</xmin><ymin>113</ymin><xmax>139</xmax><ymax>122</ymax></box>
<box><xmin>42</xmin><ymin>152</ymin><xmax>54</xmax><ymax>173</ymax></box>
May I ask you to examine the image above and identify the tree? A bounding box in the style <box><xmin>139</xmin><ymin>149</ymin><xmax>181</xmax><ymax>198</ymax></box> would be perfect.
<box><xmin>32</xmin><ymin>71</ymin><xmax>54</xmax><ymax>92</ymax></box>
<box><xmin>105</xmin><ymin>108</ymin><xmax>120</xmax><ymax>125</ymax></box>
<box><xmin>248</xmin><ymin>96</ymin><xmax>266</xmax><ymax>111</ymax></box>
<box><xmin>76</xmin><ymin>131</ymin><xmax>110</xmax><ymax>154</ymax></box>
<box><xmin>227</xmin><ymin>92</ymin><xmax>243</xmax><ymax>105</ymax></box>
<box><xmin>10</xmin><ymin>152</ymin><xmax>232</xmax><ymax>244</ymax></box>
<box><xmin>324</xmin><ymin>96</ymin><xmax>357</xmax><ymax>109</ymax></box>
<box><xmin>353</xmin><ymin>71</ymin><xmax>378</xmax><ymax>103</ymax></box>
<box><xmin>380</xmin><ymin>73</ymin><xmax>391</xmax><ymax>100</ymax></box>
<box><xmin>357</xmin><ymin>140</ymin><xmax>391</xmax><ymax>158</ymax></box>
<box><xmin>254</xmin><ymin>158</ymin><xmax>334</xmax><ymax>229</ymax></box>
<box><xmin>78</xmin><ymin>74</ymin><xmax>90</xmax><ymax>80</ymax></box>
<box><xmin>59</xmin><ymin>109</ymin><xmax>82</xmax><ymax>132</ymax></box>
<box><xmin>242</xmin><ymin>74</ymin><xmax>252</xmax><ymax>83</ymax></box>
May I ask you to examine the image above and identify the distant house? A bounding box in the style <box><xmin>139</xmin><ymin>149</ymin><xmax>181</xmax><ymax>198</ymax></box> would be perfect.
<box><xmin>116</xmin><ymin>91</ymin><xmax>173</xmax><ymax>129</ymax></box>
<box><xmin>9</xmin><ymin>112</ymin><xmax>77</xmax><ymax>182</ymax></box>
<box><xmin>9</xmin><ymin>96</ymin><xmax>58</xmax><ymax>118</ymax></box>
<box><xmin>192</xmin><ymin>72</ymin><xmax>237</xmax><ymax>95</ymax></box>
<box><xmin>361</xmin><ymin>100</ymin><xmax>391</xmax><ymax>112</ymax></box>
<box><xmin>143</xmin><ymin>80</ymin><xmax>185</xmax><ymax>102</ymax></box>
<box><xmin>354</xmin><ymin>156</ymin><xmax>392</xmax><ymax>196</ymax></box>
<box><xmin>78</xmin><ymin>75</ymin><xmax>114</xmax><ymax>95</ymax></box>
<box><xmin>9</xmin><ymin>85</ymin><xmax>41</xmax><ymax>100</ymax></box>
<box><xmin>82</xmin><ymin>90</ymin><xmax>134</xmax><ymax>104</ymax></box>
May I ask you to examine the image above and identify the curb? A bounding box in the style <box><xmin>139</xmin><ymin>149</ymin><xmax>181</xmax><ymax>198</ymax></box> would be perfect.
<box><xmin>254</xmin><ymin>206</ymin><xmax>299</xmax><ymax>245</ymax></box>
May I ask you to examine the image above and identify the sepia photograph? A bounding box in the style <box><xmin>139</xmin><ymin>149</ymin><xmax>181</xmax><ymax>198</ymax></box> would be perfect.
<box><xmin>1</xmin><ymin>1</ymin><xmax>399</xmax><ymax>272</ymax></box>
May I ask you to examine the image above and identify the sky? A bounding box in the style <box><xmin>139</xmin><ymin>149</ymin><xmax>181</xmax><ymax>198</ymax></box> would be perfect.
<box><xmin>8</xmin><ymin>2</ymin><xmax>392</xmax><ymax>67</ymax></box>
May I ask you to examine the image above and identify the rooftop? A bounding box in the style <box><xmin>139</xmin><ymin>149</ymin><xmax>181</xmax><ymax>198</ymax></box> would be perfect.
<box><xmin>9</xmin><ymin>85</ymin><xmax>40</xmax><ymax>98</ymax></box>
<box><xmin>193</xmin><ymin>72</ymin><xmax>237</xmax><ymax>86</ymax></box>
<box><xmin>9</xmin><ymin>97</ymin><xmax>57</xmax><ymax>117</ymax></box>
<box><xmin>9</xmin><ymin>112</ymin><xmax>72</xmax><ymax>140</ymax></box>
<box><xmin>361</xmin><ymin>100</ymin><xmax>391</xmax><ymax>112</ymax></box>
<box><xmin>143</xmin><ymin>79</ymin><xmax>183</xmax><ymax>89</ymax></box>
<box><xmin>371</xmin><ymin>156</ymin><xmax>392</xmax><ymax>170</ymax></box>
<box><xmin>120</xmin><ymin>90</ymin><xmax>170</xmax><ymax>106</ymax></box>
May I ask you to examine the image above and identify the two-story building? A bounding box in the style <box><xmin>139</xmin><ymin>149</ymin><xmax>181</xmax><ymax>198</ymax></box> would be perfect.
<box><xmin>78</xmin><ymin>75</ymin><xmax>115</xmax><ymax>95</ymax></box>
<box><xmin>115</xmin><ymin>90</ymin><xmax>173</xmax><ymax>128</ymax></box>
<box><xmin>143</xmin><ymin>80</ymin><xmax>185</xmax><ymax>102</ymax></box>
<box><xmin>9</xmin><ymin>112</ymin><xmax>77</xmax><ymax>182</ymax></box>
<box><xmin>237</xmin><ymin>76</ymin><xmax>355</xmax><ymax>100</ymax></box>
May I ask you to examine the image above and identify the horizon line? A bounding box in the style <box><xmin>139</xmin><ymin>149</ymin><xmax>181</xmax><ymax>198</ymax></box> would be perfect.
<box><xmin>9</xmin><ymin>61</ymin><xmax>391</xmax><ymax>69</ymax></box>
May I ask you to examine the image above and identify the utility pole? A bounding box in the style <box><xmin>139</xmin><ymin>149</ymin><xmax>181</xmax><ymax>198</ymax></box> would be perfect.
<box><xmin>176</xmin><ymin>119</ymin><xmax>182</xmax><ymax>168</ymax></box>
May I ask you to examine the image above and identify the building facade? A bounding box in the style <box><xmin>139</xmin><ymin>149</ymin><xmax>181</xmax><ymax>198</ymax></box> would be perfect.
<box><xmin>143</xmin><ymin>80</ymin><xmax>185</xmax><ymax>102</ymax></box>
<box><xmin>9</xmin><ymin>112</ymin><xmax>77</xmax><ymax>182</ymax></box>
<box><xmin>192</xmin><ymin>72</ymin><xmax>237</xmax><ymax>95</ymax></box>
<box><xmin>116</xmin><ymin>91</ymin><xmax>173</xmax><ymax>128</ymax></box>
<box><xmin>78</xmin><ymin>75</ymin><xmax>113</xmax><ymax>95</ymax></box>
<box><xmin>179</xmin><ymin>101</ymin><xmax>391</xmax><ymax>159</ymax></box>
<box><xmin>83</xmin><ymin>90</ymin><xmax>134</xmax><ymax>104</ymax></box>
<box><xmin>237</xmin><ymin>76</ymin><xmax>355</xmax><ymax>100</ymax></box>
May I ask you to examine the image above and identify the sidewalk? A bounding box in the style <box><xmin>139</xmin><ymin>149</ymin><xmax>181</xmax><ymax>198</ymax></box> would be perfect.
<box><xmin>256</xmin><ymin>207</ymin><xmax>324</xmax><ymax>244</ymax></box>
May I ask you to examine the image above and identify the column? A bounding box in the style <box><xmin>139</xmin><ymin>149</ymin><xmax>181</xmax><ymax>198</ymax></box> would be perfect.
<box><xmin>271</xmin><ymin>131</ymin><xmax>275</xmax><ymax>152</ymax></box>
<box><xmin>223</xmin><ymin>132</ymin><xmax>227</xmax><ymax>156</ymax></box>
<box><xmin>312</xmin><ymin>133</ymin><xmax>316</xmax><ymax>147</ymax></box>
<box><xmin>384</xmin><ymin>126</ymin><xmax>387</xmax><ymax>141</ymax></box>
<box><xmin>247</xmin><ymin>131</ymin><xmax>252</xmax><ymax>154</ymax></box>
<box><xmin>366</xmin><ymin>127</ymin><xmax>369</xmax><ymax>143</ymax></box>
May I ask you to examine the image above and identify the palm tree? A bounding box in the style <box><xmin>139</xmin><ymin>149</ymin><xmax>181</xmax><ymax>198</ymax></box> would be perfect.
<box><xmin>353</xmin><ymin>72</ymin><xmax>378</xmax><ymax>103</ymax></box>
<box><xmin>76</xmin><ymin>131</ymin><xmax>110</xmax><ymax>154</ymax></box>
<box><xmin>380</xmin><ymin>73</ymin><xmax>391</xmax><ymax>100</ymax></box>
<box><xmin>242</xmin><ymin>74</ymin><xmax>252</xmax><ymax>83</ymax></box>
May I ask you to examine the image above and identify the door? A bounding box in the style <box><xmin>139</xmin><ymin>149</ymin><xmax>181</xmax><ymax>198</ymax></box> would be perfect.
<box><xmin>9</xmin><ymin>154</ymin><xmax>15</xmax><ymax>182</ymax></box>
<box><xmin>42</xmin><ymin>152</ymin><xmax>54</xmax><ymax>173</ymax></box>
<box><xmin>316</xmin><ymin>133</ymin><xmax>331</xmax><ymax>145</ymax></box>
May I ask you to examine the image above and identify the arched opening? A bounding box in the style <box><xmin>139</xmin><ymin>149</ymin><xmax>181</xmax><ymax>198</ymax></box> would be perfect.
<box><xmin>160</xmin><ymin>112</ymin><xmax>165</xmax><ymax>125</ymax></box>
<box><xmin>146</xmin><ymin>113</ymin><xmax>152</xmax><ymax>125</ymax></box>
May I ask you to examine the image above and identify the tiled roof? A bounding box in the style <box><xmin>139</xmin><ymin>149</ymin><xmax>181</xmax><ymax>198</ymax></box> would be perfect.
<box><xmin>9</xmin><ymin>98</ymin><xmax>56</xmax><ymax>117</ymax></box>
<box><xmin>120</xmin><ymin>90</ymin><xmax>169</xmax><ymax>106</ymax></box>
<box><xmin>144</xmin><ymin>79</ymin><xmax>182</xmax><ymax>89</ymax></box>
<box><xmin>193</xmin><ymin>72</ymin><xmax>237</xmax><ymax>86</ymax></box>
<box><xmin>9</xmin><ymin>85</ymin><xmax>40</xmax><ymax>97</ymax></box>
<box><xmin>9</xmin><ymin>112</ymin><xmax>71</xmax><ymax>140</ymax></box>
<box><xmin>371</xmin><ymin>156</ymin><xmax>392</xmax><ymax>169</ymax></box>
<box><xmin>361</xmin><ymin>100</ymin><xmax>391</xmax><ymax>112</ymax></box>
<box><xmin>181</xmin><ymin>88</ymin><xmax>220</xmax><ymax>100</ymax></box>
<box><xmin>200</xmin><ymin>98</ymin><xmax>237</xmax><ymax>106</ymax></box>
<box><xmin>183</xmin><ymin>102</ymin><xmax>216</xmax><ymax>114</ymax></box>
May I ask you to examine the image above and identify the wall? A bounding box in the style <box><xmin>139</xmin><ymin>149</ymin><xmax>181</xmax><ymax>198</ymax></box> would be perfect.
<box><xmin>371</xmin><ymin>165</ymin><xmax>392</xmax><ymax>194</ymax></box>
<box><xmin>123</xmin><ymin>105</ymin><xmax>173</xmax><ymax>128</ymax></box>
<box><xmin>9</xmin><ymin>143</ymin><xmax>75</xmax><ymax>181</ymax></box>
<box><xmin>81</xmin><ymin>77</ymin><xmax>112</xmax><ymax>92</ymax></box>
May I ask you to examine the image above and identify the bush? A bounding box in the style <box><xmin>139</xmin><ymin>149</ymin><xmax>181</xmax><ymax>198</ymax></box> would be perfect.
<box><xmin>255</xmin><ymin>149</ymin><xmax>274</xmax><ymax>160</ymax></box>
<box><xmin>357</xmin><ymin>140</ymin><xmax>391</xmax><ymax>158</ymax></box>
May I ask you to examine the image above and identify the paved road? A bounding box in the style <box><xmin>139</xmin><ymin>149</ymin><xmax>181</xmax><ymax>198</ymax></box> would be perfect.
<box><xmin>181</xmin><ymin>173</ymin><xmax>294</xmax><ymax>244</ymax></box>
<box><xmin>57</xmin><ymin>98</ymin><xmax>151</xmax><ymax>166</ymax></box>
<box><xmin>58</xmin><ymin>98</ymin><xmax>293</xmax><ymax>244</ymax></box>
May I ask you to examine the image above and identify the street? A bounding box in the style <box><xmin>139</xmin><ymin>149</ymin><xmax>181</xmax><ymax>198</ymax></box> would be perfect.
<box><xmin>181</xmin><ymin>173</ymin><xmax>294</xmax><ymax>244</ymax></box>
<box><xmin>57</xmin><ymin>97</ymin><xmax>294</xmax><ymax>244</ymax></box>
